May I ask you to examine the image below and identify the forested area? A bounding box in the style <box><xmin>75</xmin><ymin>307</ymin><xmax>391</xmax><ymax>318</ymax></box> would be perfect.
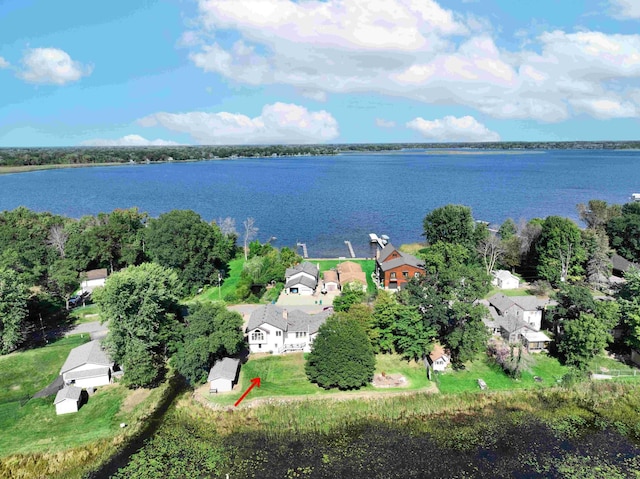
<box><xmin>2</xmin><ymin>141</ymin><xmax>640</xmax><ymax>168</ymax></box>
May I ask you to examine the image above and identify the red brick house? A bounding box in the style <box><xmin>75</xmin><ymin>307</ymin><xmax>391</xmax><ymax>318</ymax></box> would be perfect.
<box><xmin>375</xmin><ymin>243</ymin><xmax>425</xmax><ymax>290</ymax></box>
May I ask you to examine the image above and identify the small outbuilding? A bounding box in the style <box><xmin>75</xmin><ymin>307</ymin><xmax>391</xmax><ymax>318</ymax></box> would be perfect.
<box><xmin>54</xmin><ymin>385</ymin><xmax>82</xmax><ymax>415</ymax></box>
<box><xmin>427</xmin><ymin>343</ymin><xmax>451</xmax><ymax>372</ymax></box>
<box><xmin>208</xmin><ymin>357</ymin><xmax>241</xmax><ymax>393</ymax></box>
<box><xmin>491</xmin><ymin>270</ymin><xmax>520</xmax><ymax>290</ymax></box>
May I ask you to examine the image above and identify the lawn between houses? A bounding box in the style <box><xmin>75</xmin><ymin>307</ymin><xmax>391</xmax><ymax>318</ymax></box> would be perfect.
<box><xmin>207</xmin><ymin>352</ymin><xmax>432</xmax><ymax>407</ymax></box>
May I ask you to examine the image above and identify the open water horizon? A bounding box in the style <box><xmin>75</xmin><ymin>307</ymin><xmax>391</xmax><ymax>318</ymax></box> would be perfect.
<box><xmin>1</xmin><ymin>149</ymin><xmax>638</xmax><ymax>257</ymax></box>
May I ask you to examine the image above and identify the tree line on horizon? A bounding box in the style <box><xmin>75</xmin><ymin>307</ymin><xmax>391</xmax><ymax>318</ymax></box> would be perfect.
<box><xmin>2</xmin><ymin>141</ymin><xmax>640</xmax><ymax>167</ymax></box>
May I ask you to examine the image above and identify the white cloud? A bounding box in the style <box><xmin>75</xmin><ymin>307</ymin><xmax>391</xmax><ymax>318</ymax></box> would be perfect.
<box><xmin>19</xmin><ymin>48</ymin><xmax>91</xmax><ymax>85</ymax></box>
<box><xmin>570</xmin><ymin>97</ymin><xmax>638</xmax><ymax>119</ymax></box>
<box><xmin>138</xmin><ymin>102</ymin><xmax>339</xmax><ymax>144</ymax></box>
<box><xmin>406</xmin><ymin>115</ymin><xmax>500</xmax><ymax>142</ymax></box>
<box><xmin>299</xmin><ymin>89</ymin><xmax>327</xmax><ymax>102</ymax></box>
<box><xmin>0</xmin><ymin>57</ymin><xmax>9</xmax><ymax>69</ymax></box>
<box><xmin>81</xmin><ymin>135</ymin><xmax>179</xmax><ymax>147</ymax></box>
<box><xmin>187</xmin><ymin>0</ymin><xmax>640</xmax><ymax>122</ymax></box>
<box><xmin>610</xmin><ymin>0</ymin><xmax>640</xmax><ymax>19</ymax></box>
<box><xmin>375</xmin><ymin>118</ymin><xmax>396</xmax><ymax>128</ymax></box>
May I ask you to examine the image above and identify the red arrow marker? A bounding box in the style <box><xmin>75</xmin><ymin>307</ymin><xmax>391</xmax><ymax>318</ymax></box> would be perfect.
<box><xmin>234</xmin><ymin>377</ymin><xmax>261</xmax><ymax>407</ymax></box>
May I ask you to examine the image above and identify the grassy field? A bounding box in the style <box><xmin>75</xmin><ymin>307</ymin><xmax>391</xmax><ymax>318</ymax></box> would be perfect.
<box><xmin>68</xmin><ymin>304</ymin><xmax>101</xmax><ymax>324</ymax></box>
<box><xmin>437</xmin><ymin>353</ymin><xmax>568</xmax><ymax>394</ymax></box>
<box><xmin>316</xmin><ymin>259</ymin><xmax>376</xmax><ymax>293</ymax></box>
<box><xmin>0</xmin><ymin>335</ymin><xmax>89</xmax><ymax>404</ymax></box>
<box><xmin>192</xmin><ymin>257</ymin><xmax>245</xmax><ymax>303</ymax></box>
<box><xmin>207</xmin><ymin>352</ymin><xmax>431</xmax><ymax>407</ymax></box>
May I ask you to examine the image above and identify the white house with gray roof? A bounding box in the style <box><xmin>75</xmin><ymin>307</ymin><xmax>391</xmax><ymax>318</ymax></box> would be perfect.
<box><xmin>246</xmin><ymin>304</ymin><xmax>331</xmax><ymax>354</ymax></box>
<box><xmin>485</xmin><ymin>294</ymin><xmax>553</xmax><ymax>352</ymax></box>
<box><xmin>54</xmin><ymin>385</ymin><xmax>82</xmax><ymax>415</ymax></box>
<box><xmin>208</xmin><ymin>357</ymin><xmax>241</xmax><ymax>393</ymax></box>
<box><xmin>60</xmin><ymin>340</ymin><xmax>114</xmax><ymax>388</ymax></box>
<box><xmin>491</xmin><ymin>270</ymin><xmax>520</xmax><ymax>290</ymax></box>
<box><xmin>285</xmin><ymin>262</ymin><xmax>319</xmax><ymax>295</ymax></box>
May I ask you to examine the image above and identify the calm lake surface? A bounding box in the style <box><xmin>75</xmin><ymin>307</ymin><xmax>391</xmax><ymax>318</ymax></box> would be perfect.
<box><xmin>1</xmin><ymin>149</ymin><xmax>639</xmax><ymax>257</ymax></box>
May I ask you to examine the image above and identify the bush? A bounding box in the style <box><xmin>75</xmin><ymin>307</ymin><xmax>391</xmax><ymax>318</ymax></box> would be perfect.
<box><xmin>305</xmin><ymin>316</ymin><xmax>375</xmax><ymax>390</ymax></box>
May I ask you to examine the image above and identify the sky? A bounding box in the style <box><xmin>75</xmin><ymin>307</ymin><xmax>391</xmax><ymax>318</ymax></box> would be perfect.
<box><xmin>1</xmin><ymin>0</ymin><xmax>640</xmax><ymax>146</ymax></box>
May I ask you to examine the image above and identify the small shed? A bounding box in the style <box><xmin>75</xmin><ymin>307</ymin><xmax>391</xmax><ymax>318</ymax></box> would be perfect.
<box><xmin>208</xmin><ymin>357</ymin><xmax>241</xmax><ymax>393</ymax></box>
<box><xmin>54</xmin><ymin>386</ymin><xmax>82</xmax><ymax>415</ymax></box>
<box><xmin>491</xmin><ymin>270</ymin><xmax>520</xmax><ymax>290</ymax></box>
<box><xmin>521</xmin><ymin>330</ymin><xmax>551</xmax><ymax>353</ymax></box>
<box><xmin>323</xmin><ymin>270</ymin><xmax>339</xmax><ymax>292</ymax></box>
<box><xmin>427</xmin><ymin>343</ymin><xmax>451</xmax><ymax>372</ymax></box>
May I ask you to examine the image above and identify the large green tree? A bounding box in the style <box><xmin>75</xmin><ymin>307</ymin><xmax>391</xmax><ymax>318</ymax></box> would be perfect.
<box><xmin>332</xmin><ymin>283</ymin><xmax>366</xmax><ymax>312</ymax></box>
<box><xmin>535</xmin><ymin>216</ymin><xmax>586</xmax><ymax>284</ymax></box>
<box><xmin>619</xmin><ymin>268</ymin><xmax>640</xmax><ymax>351</ymax></box>
<box><xmin>557</xmin><ymin>312</ymin><xmax>613</xmax><ymax>370</ymax></box>
<box><xmin>172</xmin><ymin>302</ymin><xmax>244</xmax><ymax>385</ymax></box>
<box><xmin>606</xmin><ymin>202</ymin><xmax>640</xmax><ymax>263</ymax></box>
<box><xmin>145</xmin><ymin>210</ymin><xmax>235</xmax><ymax>294</ymax></box>
<box><xmin>305</xmin><ymin>316</ymin><xmax>375</xmax><ymax>390</ymax></box>
<box><xmin>95</xmin><ymin>263</ymin><xmax>182</xmax><ymax>388</ymax></box>
<box><xmin>423</xmin><ymin>204</ymin><xmax>479</xmax><ymax>249</ymax></box>
<box><xmin>0</xmin><ymin>268</ymin><xmax>29</xmax><ymax>354</ymax></box>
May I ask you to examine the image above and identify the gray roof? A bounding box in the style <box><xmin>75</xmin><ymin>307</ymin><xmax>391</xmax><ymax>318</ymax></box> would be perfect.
<box><xmin>286</xmin><ymin>309</ymin><xmax>331</xmax><ymax>335</ymax></box>
<box><xmin>60</xmin><ymin>340</ymin><xmax>113</xmax><ymax>375</ymax></box>
<box><xmin>377</xmin><ymin>244</ymin><xmax>424</xmax><ymax>272</ymax></box>
<box><xmin>612</xmin><ymin>253</ymin><xmax>639</xmax><ymax>274</ymax></box>
<box><xmin>246</xmin><ymin>305</ymin><xmax>330</xmax><ymax>335</ymax></box>
<box><xmin>285</xmin><ymin>275</ymin><xmax>318</xmax><ymax>290</ymax></box>
<box><xmin>64</xmin><ymin>367</ymin><xmax>111</xmax><ymax>381</ymax></box>
<box><xmin>497</xmin><ymin>314</ymin><xmax>530</xmax><ymax>334</ymax></box>
<box><xmin>208</xmin><ymin>357</ymin><xmax>240</xmax><ymax>382</ymax></box>
<box><xmin>489</xmin><ymin>293</ymin><xmax>552</xmax><ymax>314</ymax></box>
<box><xmin>247</xmin><ymin>304</ymin><xmax>288</xmax><ymax>331</ymax></box>
<box><xmin>285</xmin><ymin>261</ymin><xmax>318</xmax><ymax>279</ymax></box>
<box><xmin>492</xmin><ymin>270</ymin><xmax>519</xmax><ymax>282</ymax></box>
<box><xmin>54</xmin><ymin>385</ymin><xmax>82</xmax><ymax>404</ymax></box>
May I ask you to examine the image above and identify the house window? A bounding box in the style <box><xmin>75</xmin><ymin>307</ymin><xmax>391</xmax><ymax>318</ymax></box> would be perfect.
<box><xmin>251</xmin><ymin>331</ymin><xmax>264</xmax><ymax>342</ymax></box>
<box><xmin>276</xmin><ymin>330</ymin><xmax>282</xmax><ymax>337</ymax></box>
<box><xmin>295</xmin><ymin>332</ymin><xmax>307</xmax><ymax>338</ymax></box>
<box><xmin>414</xmin><ymin>272</ymin><xmax>420</xmax><ymax>278</ymax></box>
<box><xmin>402</xmin><ymin>271</ymin><xmax>409</xmax><ymax>278</ymax></box>
<box><xmin>390</xmin><ymin>272</ymin><xmax>396</xmax><ymax>279</ymax></box>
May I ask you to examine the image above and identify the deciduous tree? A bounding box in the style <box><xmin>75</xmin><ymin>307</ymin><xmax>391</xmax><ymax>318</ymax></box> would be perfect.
<box><xmin>305</xmin><ymin>316</ymin><xmax>375</xmax><ymax>390</ymax></box>
<box><xmin>557</xmin><ymin>312</ymin><xmax>612</xmax><ymax>370</ymax></box>
<box><xmin>535</xmin><ymin>216</ymin><xmax>586</xmax><ymax>283</ymax></box>
<box><xmin>0</xmin><ymin>268</ymin><xmax>29</xmax><ymax>354</ymax></box>
<box><xmin>423</xmin><ymin>204</ymin><xmax>478</xmax><ymax>249</ymax></box>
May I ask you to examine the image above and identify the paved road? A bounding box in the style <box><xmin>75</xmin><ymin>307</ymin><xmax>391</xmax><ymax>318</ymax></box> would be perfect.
<box><xmin>65</xmin><ymin>321</ymin><xmax>108</xmax><ymax>340</ymax></box>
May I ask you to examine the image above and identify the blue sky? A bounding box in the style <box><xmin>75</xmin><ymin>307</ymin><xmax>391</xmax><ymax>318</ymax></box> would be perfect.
<box><xmin>1</xmin><ymin>0</ymin><xmax>640</xmax><ymax>146</ymax></box>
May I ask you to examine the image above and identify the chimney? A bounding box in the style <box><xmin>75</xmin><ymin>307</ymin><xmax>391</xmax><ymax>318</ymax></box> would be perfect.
<box><xmin>283</xmin><ymin>309</ymin><xmax>288</xmax><ymax>320</ymax></box>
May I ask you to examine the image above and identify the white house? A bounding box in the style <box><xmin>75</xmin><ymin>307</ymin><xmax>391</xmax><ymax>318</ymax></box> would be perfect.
<box><xmin>208</xmin><ymin>357</ymin><xmax>240</xmax><ymax>393</ymax></box>
<box><xmin>80</xmin><ymin>268</ymin><xmax>108</xmax><ymax>294</ymax></box>
<box><xmin>491</xmin><ymin>270</ymin><xmax>520</xmax><ymax>290</ymax></box>
<box><xmin>285</xmin><ymin>262</ymin><xmax>319</xmax><ymax>295</ymax></box>
<box><xmin>54</xmin><ymin>385</ymin><xmax>82</xmax><ymax>415</ymax></box>
<box><xmin>246</xmin><ymin>304</ymin><xmax>331</xmax><ymax>354</ymax></box>
<box><xmin>488</xmin><ymin>294</ymin><xmax>552</xmax><ymax>331</ymax></box>
<box><xmin>427</xmin><ymin>344</ymin><xmax>451</xmax><ymax>372</ymax></box>
<box><xmin>60</xmin><ymin>340</ymin><xmax>114</xmax><ymax>388</ymax></box>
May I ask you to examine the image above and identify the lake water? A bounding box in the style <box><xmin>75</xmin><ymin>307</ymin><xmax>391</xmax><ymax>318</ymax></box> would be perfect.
<box><xmin>1</xmin><ymin>149</ymin><xmax>639</xmax><ymax>257</ymax></box>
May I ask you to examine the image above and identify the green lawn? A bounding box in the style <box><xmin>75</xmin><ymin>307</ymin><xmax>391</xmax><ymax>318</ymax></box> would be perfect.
<box><xmin>208</xmin><ymin>352</ymin><xmax>432</xmax><ymax>407</ymax></box>
<box><xmin>192</xmin><ymin>257</ymin><xmax>245</xmax><ymax>303</ymax></box>
<box><xmin>316</xmin><ymin>259</ymin><xmax>376</xmax><ymax>293</ymax></box>
<box><xmin>437</xmin><ymin>353</ymin><xmax>568</xmax><ymax>394</ymax></box>
<box><xmin>485</xmin><ymin>287</ymin><xmax>533</xmax><ymax>298</ymax></box>
<box><xmin>68</xmin><ymin>304</ymin><xmax>101</xmax><ymax>324</ymax></box>
<box><xmin>0</xmin><ymin>335</ymin><xmax>89</xmax><ymax>404</ymax></box>
<box><xmin>0</xmin><ymin>385</ymin><xmax>128</xmax><ymax>455</ymax></box>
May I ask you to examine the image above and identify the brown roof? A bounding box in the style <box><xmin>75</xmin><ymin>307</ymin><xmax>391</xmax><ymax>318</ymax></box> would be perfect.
<box><xmin>323</xmin><ymin>270</ymin><xmax>339</xmax><ymax>283</ymax></box>
<box><xmin>337</xmin><ymin>261</ymin><xmax>363</xmax><ymax>274</ymax></box>
<box><xmin>84</xmin><ymin>268</ymin><xmax>108</xmax><ymax>281</ymax></box>
<box><xmin>339</xmin><ymin>271</ymin><xmax>367</xmax><ymax>285</ymax></box>
<box><xmin>429</xmin><ymin>343</ymin><xmax>449</xmax><ymax>362</ymax></box>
